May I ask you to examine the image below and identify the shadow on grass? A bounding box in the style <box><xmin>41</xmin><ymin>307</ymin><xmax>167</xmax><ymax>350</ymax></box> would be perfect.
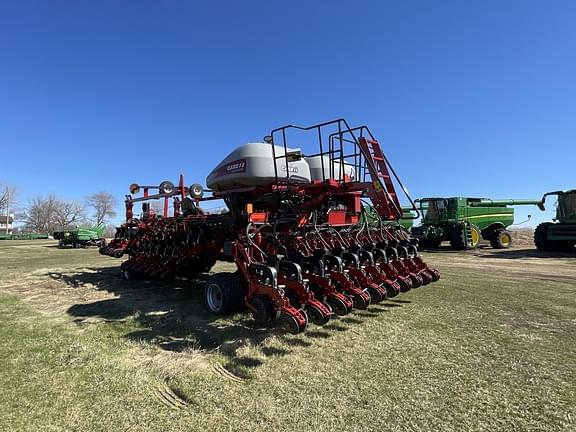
<box><xmin>49</xmin><ymin>266</ymin><xmax>366</xmax><ymax>374</ymax></box>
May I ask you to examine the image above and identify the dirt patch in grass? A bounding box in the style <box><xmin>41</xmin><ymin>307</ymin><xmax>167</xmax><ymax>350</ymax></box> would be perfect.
<box><xmin>424</xmin><ymin>245</ymin><xmax>576</xmax><ymax>283</ymax></box>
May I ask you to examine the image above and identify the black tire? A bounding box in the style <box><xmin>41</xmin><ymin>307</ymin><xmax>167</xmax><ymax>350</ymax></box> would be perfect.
<box><xmin>282</xmin><ymin>310</ymin><xmax>308</xmax><ymax>334</ymax></box>
<box><xmin>490</xmin><ymin>229</ymin><xmax>513</xmax><ymax>249</ymax></box>
<box><xmin>251</xmin><ymin>295</ymin><xmax>274</xmax><ymax>325</ymax></box>
<box><xmin>306</xmin><ymin>303</ymin><xmax>331</xmax><ymax>326</ymax></box>
<box><xmin>352</xmin><ymin>293</ymin><xmax>370</xmax><ymax>310</ymax></box>
<box><xmin>202</xmin><ymin>272</ymin><xmax>244</xmax><ymax>315</ymax></box>
<box><xmin>367</xmin><ymin>286</ymin><xmax>385</xmax><ymax>303</ymax></box>
<box><xmin>326</xmin><ymin>295</ymin><xmax>351</xmax><ymax>316</ymax></box>
<box><xmin>449</xmin><ymin>224</ymin><xmax>469</xmax><ymax>250</ymax></box>
<box><xmin>398</xmin><ymin>277</ymin><xmax>412</xmax><ymax>293</ymax></box>
<box><xmin>534</xmin><ymin>223</ymin><xmax>552</xmax><ymax>251</ymax></box>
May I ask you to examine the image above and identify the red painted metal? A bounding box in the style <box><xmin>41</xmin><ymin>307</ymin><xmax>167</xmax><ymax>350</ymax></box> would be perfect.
<box><xmin>101</xmin><ymin>120</ymin><xmax>440</xmax><ymax>334</ymax></box>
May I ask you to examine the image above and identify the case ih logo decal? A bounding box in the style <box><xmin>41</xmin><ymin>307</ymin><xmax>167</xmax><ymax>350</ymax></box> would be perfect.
<box><xmin>281</xmin><ymin>165</ymin><xmax>299</xmax><ymax>173</ymax></box>
<box><xmin>218</xmin><ymin>159</ymin><xmax>247</xmax><ymax>176</ymax></box>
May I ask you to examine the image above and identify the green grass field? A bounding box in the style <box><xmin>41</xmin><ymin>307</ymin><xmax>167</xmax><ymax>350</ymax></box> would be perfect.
<box><xmin>0</xmin><ymin>240</ymin><xmax>575</xmax><ymax>431</ymax></box>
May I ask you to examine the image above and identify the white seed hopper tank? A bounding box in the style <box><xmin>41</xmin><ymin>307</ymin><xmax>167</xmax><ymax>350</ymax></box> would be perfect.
<box><xmin>305</xmin><ymin>156</ymin><xmax>357</xmax><ymax>182</ymax></box>
<box><xmin>206</xmin><ymin>143</ymin><xmax>312</xmax><ymax>192</ymax></box>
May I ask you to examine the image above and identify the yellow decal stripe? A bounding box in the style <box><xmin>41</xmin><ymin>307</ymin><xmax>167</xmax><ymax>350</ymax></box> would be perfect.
<box><xmin>466</xmin><ymin>214</ymin><xmax>512</xmax><ymax>219</ymax></box>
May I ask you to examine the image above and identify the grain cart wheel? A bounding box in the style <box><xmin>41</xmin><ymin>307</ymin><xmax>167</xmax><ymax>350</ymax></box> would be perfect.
<box><xmin>202</xmin><ymin>273</ymin><xmax>244</xmax><ymax>315</ymax></box>
<box><xmin>449</xmin><ymin>224</ymin><xmax>469</xmax><ymax>250</ymax></box>
<box><xmin>534</xmin><ymin>223</ymin><xmax>552</xmax><ymax>251</ymax></box>
<box><xmin>490</xmin><ymin>229</ymin><xmax>513</xmax><ymax>249</ymax></box>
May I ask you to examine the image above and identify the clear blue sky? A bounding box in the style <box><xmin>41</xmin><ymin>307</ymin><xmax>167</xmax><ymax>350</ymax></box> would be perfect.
<box><xmin>1</xmin><ymin>0</ymin><xmax>575</xmax><ymax>226</ymax></box>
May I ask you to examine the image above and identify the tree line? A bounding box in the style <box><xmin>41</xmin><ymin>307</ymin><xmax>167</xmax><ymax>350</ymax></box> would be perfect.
<box><xmin>1</xmin><ymin>184</ymin><xmax>118</xmax><ymax>234</ymax></box>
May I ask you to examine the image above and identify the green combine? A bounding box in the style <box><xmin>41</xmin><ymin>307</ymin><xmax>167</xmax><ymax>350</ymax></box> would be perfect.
<box><xmin>411</xmin><ymin>197</ymin><xmax>544</xmax><ymax>250</ymax></box>
<box><xmin>53</xmin><ymin>225</ymin><xmax>106</xmax><ymax>248</ymax></box>
<box><xmin>534</xmin><ymin>190</ymin><xmax>576</xmax><ymax>252</ymax></box>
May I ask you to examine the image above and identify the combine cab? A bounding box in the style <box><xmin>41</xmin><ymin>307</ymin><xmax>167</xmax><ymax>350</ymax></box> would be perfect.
<box><xmin>534</xmin><ymin>190</ymin><xmax>576</xmax><ymax>252</ymax></box>
<box><xmin>101</xmin><ymin>119</ymin><xmax>440</xmax><ymax>333</ymax></box>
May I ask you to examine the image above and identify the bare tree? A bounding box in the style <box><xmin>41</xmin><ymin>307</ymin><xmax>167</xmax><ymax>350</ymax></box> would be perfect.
<box><xmin>86</xmin><ymin>192</ymin><xmax>117</xmax><ymax>226</ymax></box>
<box><xmin>23</xmin><ymin>195</ymin><xmax>59</xmax><ymax>233</ymax></box>
<box><xmin>23</xmin><ymin>195</ymin><xmax>85</xmax><ymax>233</ymax></box>
<box><xmin>0</xmin><ymin>184</ymin><xmax>17</xmax><ymax>214</ymax></box>
<box><xmin>53</xmin><ymin>200</ymin><xmax>85</xmax><ymax>230</ymax></box>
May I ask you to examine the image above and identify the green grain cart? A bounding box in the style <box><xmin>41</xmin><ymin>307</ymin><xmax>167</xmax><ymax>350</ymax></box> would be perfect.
<box><xmin>53</xmin><ymin>225</ymin><xmax>106</xmax><ymax>248</ymax></box>
<box><xmin>534</xmin><ymin>190</ymin><xmax>576</xmax><ymax>252</ymax></box>
<box><xmin>411</xmin><ymin>197</ymin><xmax>544</xmax><ymax>250</ymax></box>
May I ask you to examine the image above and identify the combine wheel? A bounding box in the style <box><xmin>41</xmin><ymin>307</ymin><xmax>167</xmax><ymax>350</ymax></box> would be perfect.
<box><xmin>203</xmin><ymin>273</ymin><xmax>244</xmax><ymax>315</ymax></box>
<box><xmin>490</xmin><ymin>229</ymin><xmax>513</xmax><ymax>249</ymax></box>
<box><xmin>449</xmin><ymin>224</ymin><xmax>469</xmax><ymax>250</ymax></box>
<box><xmin>470</xmin><ymin>225</ymin><xmax>481</xmax><ymax>248</ymax></box>
<box><xmin>534</xmin><ymin>223</ymin><xmax>552</xmax><ymax>251</ymax></box>
<box><xmin>326</xmin><ymin>296</ymin><xmax>352</xmax><ymax>316</ymax></box>
<box><xmin>282</xmin><ymin>310</ymin><xmax>308</xmax><ymax>334</ymax></box>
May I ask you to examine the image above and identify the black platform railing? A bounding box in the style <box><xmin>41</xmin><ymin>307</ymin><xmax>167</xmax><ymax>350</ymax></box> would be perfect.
<box><xmin>269</xmin><ymin>118</ymin><xmax>369</xmax><ymax>185</ymax></box>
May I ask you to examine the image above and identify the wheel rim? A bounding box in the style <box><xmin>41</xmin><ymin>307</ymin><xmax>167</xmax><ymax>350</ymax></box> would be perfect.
<box><xmin>470</xmin><ymin>228</ymin><xmax>480</xmax><ymax>246</ymax></box>
<box><xmin>501</xmin><ymin>232</ymin><xmax>511</xmax><ymax>247</ymax></box>
<box><xmin>206</xmin><ymin>283</ymin><xmax>224</xmax><ymax>312</ymax></box>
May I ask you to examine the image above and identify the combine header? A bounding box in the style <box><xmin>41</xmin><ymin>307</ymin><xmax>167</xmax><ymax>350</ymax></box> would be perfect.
<box><xmin>101</xmin><ymin>119</ymin><xmax>440</xmax><ymax>333</ymax></box>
